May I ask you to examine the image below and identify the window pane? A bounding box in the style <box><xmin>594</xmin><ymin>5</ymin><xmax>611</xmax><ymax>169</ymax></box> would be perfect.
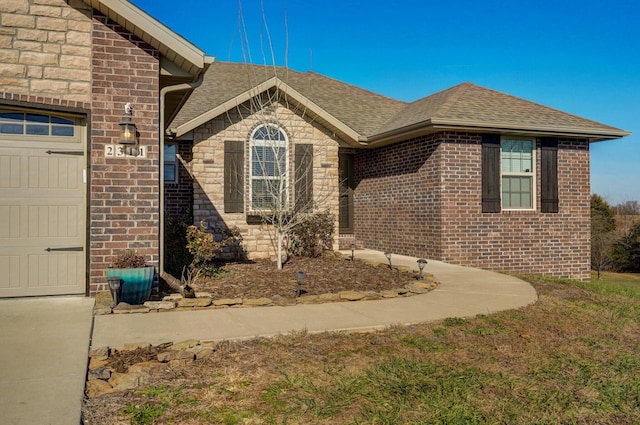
<box><xmin>51</xmin><ymin>125</ymin><xmax>74</xmax><ymax>137</ymax></box>
<box><xmin>0</xmin><ymin>123</ymin><xmax>24</xmax><ymax>134</ymax></box>
<box><xmin>26</xmin><ymin>125</ymin><xmax>49</xmax><ymax>135</ymax></box>
<box><xmin>502</xmin><ymin>176</ymin><xmax>532</xmax><ymax>208</ymax></box>
<box><xmin>26</xmin><ymin>113</ymin><xmax>49</xmax><ymax>123</ymax></box>
<box><xmin>164</xmin><ymin>143</ymin><xmax>176</xmax><ymax>158</ymax></box>
<box><xmin>253</xmin><ymin>125</ymin><xmax>286</xmax><ymax>141</ymax></box>
<box><xmin>51</xmin><ymin>116</ymin><xmax>74</xmax><ymax>125</ymax></box>
<box><xmin>164</xmin><ymin>164</ymin><xmax>176</xmax><ymax>182</ymax></box>
<box><xmin>502</xmin><ymin>139</ymin><xmax>533</xmax><ymax>173</ymax></box>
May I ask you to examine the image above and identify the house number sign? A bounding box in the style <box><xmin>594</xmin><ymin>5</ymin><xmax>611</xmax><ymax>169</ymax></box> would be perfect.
<box><xmin>104</xmin><ymin>144</ymin><xmax>147</xmax><ymax>158</ymax></box>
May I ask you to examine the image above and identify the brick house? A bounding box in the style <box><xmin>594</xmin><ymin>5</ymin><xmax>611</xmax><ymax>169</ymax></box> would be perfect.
<box><xmin>0</xmin><ymin>1</ymin><xmax>629</xmax><ymax>299</ymax></box>
<box><xmin>169</xmin><ymin>62</ymin><xmax>630</xmax><ymax>281</ymax></box>
<box><xmin>0</xmin><ymin>0</ymin><xmax>210</xmax><ymax>297</ymax></box>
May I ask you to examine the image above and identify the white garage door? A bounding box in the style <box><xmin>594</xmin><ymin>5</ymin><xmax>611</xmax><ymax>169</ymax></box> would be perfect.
<box><xmin>0</xmin><ymin>109</ymin><xmax>86</xmax><ymax>297</ymax></box>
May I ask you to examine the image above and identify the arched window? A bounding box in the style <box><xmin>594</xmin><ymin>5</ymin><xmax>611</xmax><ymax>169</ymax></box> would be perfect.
<box><xmin>249</xmin><ymin>124</ymin><xmax>289</xmax><ymax>210</ymax></box>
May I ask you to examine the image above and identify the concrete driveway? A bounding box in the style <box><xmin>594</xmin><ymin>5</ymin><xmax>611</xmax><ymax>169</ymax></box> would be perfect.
<box><xmin>0</xmin><ymin>296</ymin><xmax>94</xmax><ymax>425</ymax></box>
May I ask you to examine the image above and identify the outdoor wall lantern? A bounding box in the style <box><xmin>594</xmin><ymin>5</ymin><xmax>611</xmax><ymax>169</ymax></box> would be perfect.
<box><xmin>349</xmin><ymin>243</ymin><xmax>356</xmax><ymax>261</ymax></box>
<box><xmin>417</xmin><ymin>258</ymin><xmax>428</xmax><ymax>280</ymax></box>
<box><xmin>118</xmin><ymin>102</ymin><xmax>137</xmax><ymax>145</ymax></box>
<box><xmin>294</xmin><ymin>271</ymin><xmax>307</xmax><ymax>298</ymax></box>
<box><xmin>107</xmin><ymin>276</ymin><xmax>122</xmax><ymax>307</ymax></box>
<box><xmin>384</xmin><ymin>251</ymin><xmax>393</xmax><ymax>269</ymax></box>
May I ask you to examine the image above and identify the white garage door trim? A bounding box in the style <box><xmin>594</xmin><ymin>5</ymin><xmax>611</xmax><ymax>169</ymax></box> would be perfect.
<box><xmin>0</xmin><ymin>108</ymin><xmax>86</xmax><ymax>297</ymax></box>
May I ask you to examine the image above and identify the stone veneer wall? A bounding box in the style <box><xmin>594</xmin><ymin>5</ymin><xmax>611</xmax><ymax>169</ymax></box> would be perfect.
<box><xmin>0</xmin><ymin>0</ymin><xmax>92</xmax><ymax>102</ymax></box>
<box><xmin>89</xmin><ymin>12</ymin><xmax>160</xmax><ymax>294</ymax></box>
<box><xmin>355</xmin><ymin>131</ymin><xmax>591</xmax><ymax>280</ymax></box>
<box><xmin>192</xmin><ymin>100</ymin><xmax>340</xmax><ymax>258</ymax></box>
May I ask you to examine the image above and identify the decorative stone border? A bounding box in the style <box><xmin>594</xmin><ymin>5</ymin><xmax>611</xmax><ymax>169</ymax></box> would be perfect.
<box><xmin>93</xmin><ymin>274</ymin><xmax>439</xmax><ymax>315</ymax></box>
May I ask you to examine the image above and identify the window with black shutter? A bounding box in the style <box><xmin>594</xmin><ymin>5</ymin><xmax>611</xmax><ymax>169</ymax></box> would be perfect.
<box><xmin>482</xmin><ymin>134</ymin><xmax>501</xmax><ymax>213</ymax></box>
<box><xmin>224</xmin><ymin>141</ymin><xmax>244</xmax><ymax>213</ymax></box>
<box><xmin>295</xmin><ymin>144</ymin><xmax>313</xmax><ymax>212</ymax></box>
<box><xmin>540</xmin><ymin>138</ymin><xmax>559</xmax><ymax>213</ymax></box>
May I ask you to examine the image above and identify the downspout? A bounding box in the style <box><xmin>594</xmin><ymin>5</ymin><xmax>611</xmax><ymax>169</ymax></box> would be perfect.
<box><xmin>158</xmin><ymin>68</ymin><xmax>208</xmax><ymax>281</ymax></box>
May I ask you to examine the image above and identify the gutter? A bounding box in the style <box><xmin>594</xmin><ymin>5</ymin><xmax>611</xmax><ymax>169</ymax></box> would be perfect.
<box><xmin>362</xmin><ymin>119</ymin><xmax>631</xmax><ymax>147</ymax></box>
<box><xmin>158</xmin><ymin>59</ymin><xmax>212</xmax><ymax>280</ymax></box>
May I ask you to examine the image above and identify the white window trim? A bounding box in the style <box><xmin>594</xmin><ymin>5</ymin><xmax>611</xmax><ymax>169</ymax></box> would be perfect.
<box><xmin>249</xmin><ymin>124</ymin><xmax>290</xmax><ymax>212</ymax></box>
<box><xmin>500</xmin><ymin>136</ymin><xmax>536</xmax><ymax>211</ymax></box>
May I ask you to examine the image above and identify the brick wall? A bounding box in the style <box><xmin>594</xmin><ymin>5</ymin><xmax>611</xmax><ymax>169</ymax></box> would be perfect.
<box><xmin>0</xmin><ymin>0</ymin><xmax>92</xmax><ymax>103</ymax></box>
<box><xmin>192</xmin><ymin>99</ymin><xmax>340</xmax><ymax>259</ymax></box>
<box><xmin>355</xmin><ymin>131</ymin><xmax>591</xmax><ymax>280</ymax></box>
<box><xmin>88</xmin><ymin>12</ymin><xmax>160</xmax><ymax>294</ymax></box>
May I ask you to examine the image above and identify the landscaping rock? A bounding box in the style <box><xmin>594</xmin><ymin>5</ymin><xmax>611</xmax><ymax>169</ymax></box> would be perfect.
<box><xmin>171</xmin><ymin>339</ymin><xmax>200</xmax><ymax>350</ymax></box>
<box><xmin>195</xmin><ymin>292</ymin><xmax>212</xmax><ymax>298</ymax></box>
<box><xmin>339</xmin><ymin>291</ymin><xmax>366</xmax><ymax>301</ymax></box>
<box><xmin>144</xmin><ymin>300</ymin><xmax>176</xmax><ymax>310</ymax></box>
<box><xmin>157</xmin><ymin>350</ymin><xmax>195</xmax><ymax>363</ymax></box>
<box><xmin>85</xmin><ymin>379</ymin><xmax>113</xmax><ymax>398</ymax></box>
<box><xmin>363</xmin><ymin>291</ymin><xmax>382</xmax><ymax>300</ymax></box>
<box><xmin>89</xmin><ymin>346</ymin><xmax>110</xmax><ymax>360</ymax></box>
<box><xmin>123</xmin><ymin>342</ymin><xmax>151</xmax><ymax>351</ymax></box>
<box><xmin>188</xmin><ymin>346</ymin><xmax>215</xmax><ymax>359</ymax></box>
<box><xmin>177</xmin><ymin>297</ymin><xmax>212</xmax><ymax>308</ymax></box>
<box><xmin>163</xmin><ymin>293</ymin><xmax>183</xmax><ymax>301</ymax></box>
<box><xmin>244</xmin><ymin>297</ymin><xmax>272</xmax><ymax>306</ymax></box>
<box><xmin>405</xmin><ymin>283</ymin><xmax>431</xmax><ymax>294</ymax></box>
<box><xmin>87</xmin><ymin>366</ymin><xmax>111</xmax><ymax>381</ymax></box>
<box><xmin>297</xmin><ymin>295</ymin><xmax>323</xmax><ymax>304</ymax></box>
<box><xmin>113</xmin><ymin>303</ymin><xmax>150</xmax><ymax>314</ymax></box>
<box><xmin>109</xmin><ymin>372</ymin><xmax>148</xmax><ymax>391</ymax></box>
<box><xmin>93</xmin><ymin>306</ymin><xmax>112</xmax><ymax>315</ymax></box>
<box><xmin>213</xmin><ymin>298</ymin><xmax>243</xmax><ymax>306</ymax></box>
<box><xmin>89</xmin><ymin>358</ymin><xmax>109</xmax><ymax>369</ymax></box>
<box><xmin>319</xmin><ymin>293</ymin><xmax>341</xmax><ymax>302</ymax></box>
<box><xmin>412</xmin><ymin>281</ymin><xmax>437</xmax><ymax>290</ymax></box>
<box><xmin>128</xmin><ymin>361</ymin><xmax>165</xmax><ymax>375</ymax></box>
<box><xmin>380</xmin><ymin>290</ymin><xmax>400</xmax><ymax>298</ymax></box>
<box><xmin>271</xmin><ymin>295</ymin><xmax>297</xmax><ymax>306</ymax></box>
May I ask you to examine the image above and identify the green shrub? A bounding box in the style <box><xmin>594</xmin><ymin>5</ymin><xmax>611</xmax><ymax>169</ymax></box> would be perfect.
<box><xmin>186</xmin><ymin>221</ymin><xmax>243</xmax><ymax>274</ymax></box>
<box><xmin>289</xmin><ymin>210</ymin><xmax>335</xmax><ymax>258</ymax></box>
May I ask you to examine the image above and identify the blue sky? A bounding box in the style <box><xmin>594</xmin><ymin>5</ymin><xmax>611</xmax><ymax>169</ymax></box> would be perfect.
<box><xmin>133</xmin><ymin>0</ymin><xmax>638</xmax><ymax>205</ymax></box>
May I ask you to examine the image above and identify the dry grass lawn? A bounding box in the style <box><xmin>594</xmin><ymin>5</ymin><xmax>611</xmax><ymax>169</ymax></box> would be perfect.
<box><xmin>83</xmin><ymin>272</ymin><xmax>640</xmax><ymax>425</ymax></box>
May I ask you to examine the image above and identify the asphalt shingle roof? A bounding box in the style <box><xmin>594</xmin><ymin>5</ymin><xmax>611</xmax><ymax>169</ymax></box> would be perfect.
<box><xmin>170</xmin><ymin>61</ymin><xmax>628</xmax><ymax>142</ymax></box>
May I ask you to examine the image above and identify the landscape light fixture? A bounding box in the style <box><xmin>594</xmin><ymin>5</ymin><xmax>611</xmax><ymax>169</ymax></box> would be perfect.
<box><xmin>107</xmin><ymin>276</ymin><xmax>122</xmax><ymax>307</ymax></box>
<box><xmin>417</xmin><ymin>258</ymin><xmax>428</xmax><ymax>280</ymax></box>
<box><xmin>384</xmin><ymin>251</ymin><xmax>392</xmax><ymax>269</ymax></box>
<box><xmin>118</xmin><ymin>102</ymin><xmax>137</xmax><ymax>145</ymax></box>
<box><xmin>294</xmin><ymin>271</ymin><xmax>307</xmax><ymax>298</ymax></box>
<box><xmin>349</xmin><ymin>243</ymin><xmax>356</xmax><ymax>261</ymax></box>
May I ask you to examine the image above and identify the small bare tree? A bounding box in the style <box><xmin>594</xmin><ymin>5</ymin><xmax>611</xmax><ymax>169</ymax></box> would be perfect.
<box><xmin>224</xmin><ymin>6</ymin><xmax>338</xmax><ymax>269</ymax></box>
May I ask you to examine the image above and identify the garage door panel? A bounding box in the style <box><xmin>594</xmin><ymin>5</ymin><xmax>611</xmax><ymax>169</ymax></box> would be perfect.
<box><xmin>28</xmin><ymin>155</ymin><xmax>80</xmax><ymax>190</ymax></box>
<box><xmin>0</xmin><ymin>154</ymin><xmax>20</xmax><ymax>188</ymax></box>
<box><xmin>0</xmin><ymin>139</ymin><xmax>85</xmax><ymax>297</ymax></box>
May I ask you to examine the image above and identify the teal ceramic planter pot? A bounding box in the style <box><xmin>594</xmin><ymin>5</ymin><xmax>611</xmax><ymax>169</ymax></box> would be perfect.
<box><xmin>106</xmin><ymin>267</ymin><xmax>154</xmax><ymax>305</ymax></box>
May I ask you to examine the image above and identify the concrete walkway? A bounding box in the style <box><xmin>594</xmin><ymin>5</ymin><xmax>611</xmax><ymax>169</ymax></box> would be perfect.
<box><xmin>92</xmin><ymin>250</ymin><xmax>538</xmax><ymax>349</ymax></box>
<box><xmin>0</xmin><ymin>296</ymin><xmax>94</xmax><ymax>425</ymax></box>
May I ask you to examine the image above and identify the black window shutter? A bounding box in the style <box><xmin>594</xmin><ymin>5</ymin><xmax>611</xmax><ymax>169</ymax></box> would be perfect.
<box><xmin>224</xmin><ymin>141</ymin><xmax>244</xmax><ymax>213</ymax></box>
<box><xmin>295</xmin><ymin>144</ymin><xmax>313</xmax><ymax>211</ymax></box>
<box><xmin>541</xmin><ymin>138</ymin><xmax>559</xmax><ymax>213</ymax></box>
<box><xmin>482</xmin><ymin>134</ymin><xmax>501</xmax><ymax>213</ymax></box>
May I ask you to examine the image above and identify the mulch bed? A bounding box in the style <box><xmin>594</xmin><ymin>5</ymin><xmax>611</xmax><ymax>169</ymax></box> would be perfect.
<box><xmin>187</xmin><ymin>252</ymin><xmax>422</xmax><ymax>300</ymax></box>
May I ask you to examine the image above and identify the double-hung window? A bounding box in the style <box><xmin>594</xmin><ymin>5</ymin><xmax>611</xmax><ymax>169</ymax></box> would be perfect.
<box><xmin>250</xmin><ymin>124</ymin><xmax>289</xmax><ymax>211</ymax></box>
<box><xmin>501</xmin><ymin>138</ymin><xmax>535</xmax><ymax>209</ymax></box>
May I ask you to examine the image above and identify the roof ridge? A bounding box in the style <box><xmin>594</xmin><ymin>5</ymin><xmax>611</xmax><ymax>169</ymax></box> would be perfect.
<box><xmin>434</xmin><ymin>82</ymin><xmax>474</xmax><ymax>117</ymax></box>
